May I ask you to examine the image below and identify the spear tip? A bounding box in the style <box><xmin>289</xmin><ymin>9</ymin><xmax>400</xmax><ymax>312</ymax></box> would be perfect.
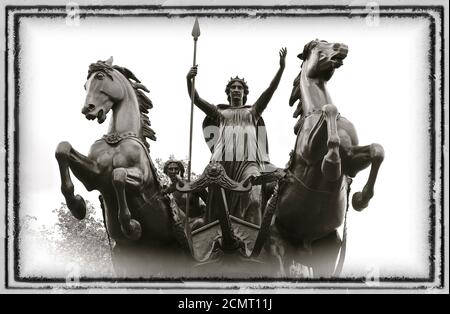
<box><xmin>192</xmin><ymin>17</ymin><xmax>200</xmax><ymax>40</ymax></box>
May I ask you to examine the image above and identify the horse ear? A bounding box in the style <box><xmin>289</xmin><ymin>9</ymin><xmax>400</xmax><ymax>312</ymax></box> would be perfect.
<box><xmin>105</xmin><ymin>56</ymin><xmax>113</xmax><ymax>66</ymax></box>
<box><xmin>297</xmin><ymin>53</ymin><xmax>303</xmax><ymax>60</ymax></box>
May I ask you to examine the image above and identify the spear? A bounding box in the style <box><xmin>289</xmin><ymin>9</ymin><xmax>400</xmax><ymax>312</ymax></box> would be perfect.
<box><xmin>185</xmin><ymin>18</ymin><xmax>200</xmax><ymax>251</ymax></box>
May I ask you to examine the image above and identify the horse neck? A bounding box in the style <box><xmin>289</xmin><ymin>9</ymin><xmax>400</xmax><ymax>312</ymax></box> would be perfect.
<box><xmin>299</xmin><ymin>66</ymin><xmax>334</xmax><ymax>114</ymax></box>
<box><xmin>108</xmin><ymin>82</ymin><xmax>141</xmax><ymax>135</ymax></box>
<box><xmin>108</xmin><ymin>82</ymin><xmax>163</xmax><ymax>192</ymax></box>
<box><xmin>289</xmin><ymin>68</ymin><xmax>335</xmax><ymax>173</ymax></box>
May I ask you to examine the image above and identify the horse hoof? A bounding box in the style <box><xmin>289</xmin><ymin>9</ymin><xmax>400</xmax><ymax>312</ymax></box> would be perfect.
<box><xmin>67</xmin><ymin>195</ymin><xmax>86</xmax><ymax>220</ymax></box>
<box><xmin>122</xmin><ymin>219</ymin><xmax>142</xmax><ymax>241</ymax></box>
<box><xmin>352</xmin><ymin>192</ymin><xmax>369</xmax><ymax>211</ymax></box>
<box><xmin>321</xmin><ymin>158</ymin><xmax>341</xmax><ymax>181</ymax></box>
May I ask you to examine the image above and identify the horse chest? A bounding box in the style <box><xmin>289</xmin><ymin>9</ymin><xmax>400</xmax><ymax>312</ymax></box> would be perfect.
<box><xmin>90</xmin><ymin>140</ymin><xmax>142</xmax><ymax>173</ymax></box>
<box><xmin>96</xmin><ymin>149</ymin><xmax>116</xmax><ymax>172</ymax></box>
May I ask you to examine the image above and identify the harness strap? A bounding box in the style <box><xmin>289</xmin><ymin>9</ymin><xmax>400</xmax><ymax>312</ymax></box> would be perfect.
<box><xmin>98</xmin><ymin>194</ymin><xmax>114</xmax><ymax>255</ymax></box>
<box><xmin>99</xmin><ymin>134</ymin><xmax>168</xmax><ymax>212</ymax></box>
<box><xmin>332</xmin><ymin>177</ymin><xmax>352</xmax><ymax>277</ymax></box>
<box><xmin>99</xmin><ymin>132</ymin><xmax>162</xmax><ymax>192</ymax></box>
<box><xmin>251</xmin><ymin>184</ymin><xmax>280</xmax><ymax>258</ymax></box>
<box><xmin>302</xmin><ymin>109</ymin><xmax>323</xmax><ymax>120</ymax></box>
<box><xmin>294</xmin><ymin>109</ymin><xmax>341</xmax><ymax>135</ymax></box>
<box><xmin>288</xmin><ymin>169</ymin><xmax>343</xmax><ymax>194</ymax></box>
<box><xmin>302</xmin><ymin>108</ymin><xmax>341</xmax><ymax>121</ymax></box>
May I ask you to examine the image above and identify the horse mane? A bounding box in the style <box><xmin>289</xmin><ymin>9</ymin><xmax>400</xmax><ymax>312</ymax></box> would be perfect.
<box><xmin>289</xmin><ymin>40</ymin><xmax>320</xmax><ymax>135</ymax></box>
<box><xmin>87</xmin><ymin>60</ymin><xmax>156</xmax><ymax>150</ymax></box>
<box><xmin>289</xmin><ymin>67</ymin><xmax>304</xmax><ymax>135</ymax></box>
<box><xmin>112</xmin><ymin>65</ymin><xmax>156</xmax><ymax>149</ymax></box>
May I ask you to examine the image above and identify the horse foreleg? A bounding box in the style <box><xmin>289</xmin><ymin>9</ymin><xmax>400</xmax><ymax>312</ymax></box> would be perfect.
<box><xmin>112</xmin><ymin>167</ymin><xmax>143</xmax><ymax>241</ymax></box>
<box><xmin>321</xmin><ymin>104</ymin><xmax>341</xmax><ymax>181</ymax></box>
<box><xmin>55</xmin><ymin>141</ymin><xmax>99</xmax><ymax>219</ymax></box>
<box><xmin>347</xmin><ymin>144</ymin><xmax>385</xmax><ymax>211</ymax></box>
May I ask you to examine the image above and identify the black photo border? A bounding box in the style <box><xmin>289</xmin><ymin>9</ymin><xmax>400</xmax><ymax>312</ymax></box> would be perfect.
<box><xmin>3</xmin><ymin>5</ymin><xmax>446</xmax><ymax>291</ymax></box>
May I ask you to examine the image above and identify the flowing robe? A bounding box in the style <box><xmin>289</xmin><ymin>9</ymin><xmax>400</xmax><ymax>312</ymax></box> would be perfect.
<box><xmin>202</xmin><ymin>104</ymin><xmax>272</xmax><ymax>225</ymax></box>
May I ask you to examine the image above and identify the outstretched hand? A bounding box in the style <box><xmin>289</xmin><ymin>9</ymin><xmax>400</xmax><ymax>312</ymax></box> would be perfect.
<box><xmin>279</xmin><ymin>47</ymin><xmax>287</xmax><ymax>68</ymax></box>
<box><xmin>187</xmin><ymin>65</ymin><xmax>198</xmax><ymax>79</ymax></box>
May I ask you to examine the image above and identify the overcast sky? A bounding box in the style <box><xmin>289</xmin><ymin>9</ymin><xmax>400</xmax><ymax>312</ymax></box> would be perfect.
<box><xmin>16</xmin><ymin>14</ymin><xmax>432</xmax><ymax>278</ymax></box>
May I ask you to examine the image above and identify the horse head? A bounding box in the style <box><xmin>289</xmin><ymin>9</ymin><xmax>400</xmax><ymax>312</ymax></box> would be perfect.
<box><xmin>299</xmin><ymin>39</ymin><xmax>348</xmax><ymax>81</ymax></box>
<box><xmin>82</xmin><ymin>57</ymin><xmax>128</xmax><ymax>124</ymax></box>
<box><xmin>82</xmin><ymin>57</ymin><xmax>156</xmax><ymax>145</ymax></box>
<box><xmin>289</xmin><ymin>40</ymin><xmax>348</xmax><ymax>128</ymax></box>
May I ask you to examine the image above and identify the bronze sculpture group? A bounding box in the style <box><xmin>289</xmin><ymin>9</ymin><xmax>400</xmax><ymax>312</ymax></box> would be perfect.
<box><xmin>55</xmin><ymin>32</ymin><xmax>384</xmax><ymax>278</ymax></box>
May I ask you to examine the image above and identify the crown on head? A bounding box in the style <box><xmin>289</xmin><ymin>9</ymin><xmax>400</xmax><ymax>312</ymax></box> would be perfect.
<box><xmin>228</xmin><ymin>76</ymin><xmax>247</xmax><ymax>86</ymax></box>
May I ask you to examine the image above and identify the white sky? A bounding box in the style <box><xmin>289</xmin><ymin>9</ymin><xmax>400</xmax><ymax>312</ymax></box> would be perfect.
<box><xmin>18</xmin><ymin>15</ymin><xmax>431</xmax><ymax>278</ymax></box>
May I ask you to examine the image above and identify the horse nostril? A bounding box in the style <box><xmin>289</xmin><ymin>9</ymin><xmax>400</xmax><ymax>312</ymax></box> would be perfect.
<box><xmin>82</xmin><ymin>104</ymin><xmax>96</xmax><ymax>115</ymax></box>
<box><xmin>333</xmin><ymin>43</ymin><xmax>340</xmax><ymax>51</ymax></box>
<box><xmin>339</xmin><ymin>45</ymin><xmax>348</xmax><ymax>56</ymax></box>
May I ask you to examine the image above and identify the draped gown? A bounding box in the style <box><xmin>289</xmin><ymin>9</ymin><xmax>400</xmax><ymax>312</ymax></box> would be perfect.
<box><xmin>203</xmin><ymin>104</ymin><xmax>273</xmax><ymax>225</ymax></box>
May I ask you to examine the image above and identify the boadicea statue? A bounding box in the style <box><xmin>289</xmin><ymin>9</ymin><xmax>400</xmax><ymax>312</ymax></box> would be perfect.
<box><xmin>54</xmin><ymin>41</ymin><xmax>384</xmax><ymax>279</ymax></box>
<box><xmin>55</xmin><ymin>57</ymin><xmax>190</xmax><ymax>277</ymax></box>
<box><xmin>265</xmin><ymin>40</ymin><xmax>385</xmax><ymax>277</ymax></box>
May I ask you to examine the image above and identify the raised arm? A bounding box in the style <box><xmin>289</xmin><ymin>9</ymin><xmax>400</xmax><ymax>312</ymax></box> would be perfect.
<box><xmin>186</xmin><ymin>66</ymin><xmax>221</xmax><ymax>119</ymax></box>
<box><xmin>252</xmin><ymin>48</ymin><xmax>287</xmax><ymax>119</ymax></box>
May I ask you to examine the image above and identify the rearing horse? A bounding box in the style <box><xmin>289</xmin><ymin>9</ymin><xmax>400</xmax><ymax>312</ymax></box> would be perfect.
<box><xmin>55</xmin><ymin>57</ymin><xmax>188</xmax><ymax>277</ymax></box>
<box><xmin>268</xmin><ymin>40</ymin><xmax>384</xmax><ymax>277</ymax></box>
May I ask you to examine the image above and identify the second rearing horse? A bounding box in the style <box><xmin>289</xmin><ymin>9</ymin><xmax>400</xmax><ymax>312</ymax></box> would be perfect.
<box><xmin>268</xmin><ymin>40</ymin><xmax>385</xmax><ymax>277</ymax></box>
